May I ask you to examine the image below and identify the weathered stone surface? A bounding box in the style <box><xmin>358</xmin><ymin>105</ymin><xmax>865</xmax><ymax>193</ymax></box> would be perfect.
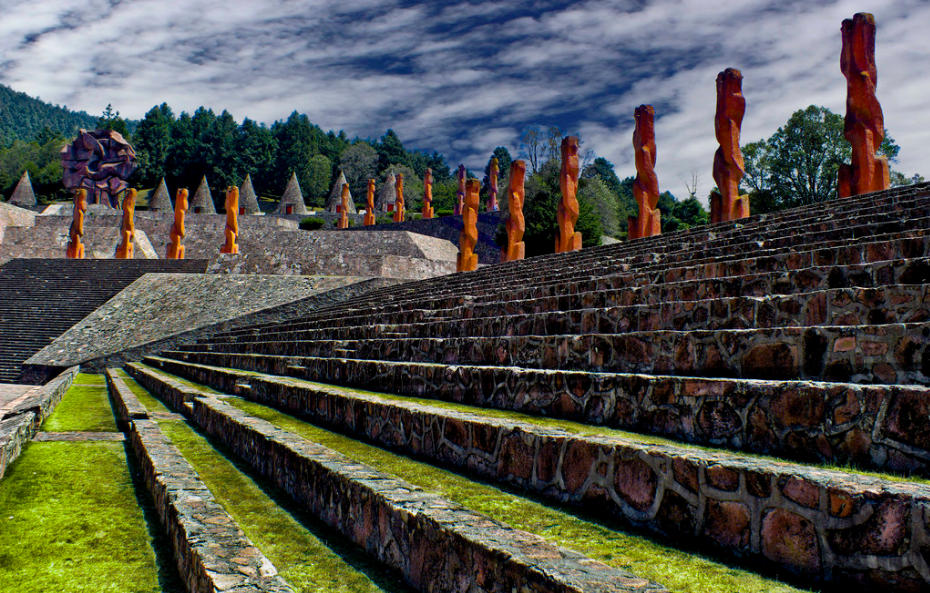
<box><xmin>761</xmin><ymin>509</ymin><xmax>821</xmax><ymax>575</ymax></box>
<box><xmin>148</xmin><ymin>178</ymin><xmax>172</xmax><ymax>212</ymax></box>
<box><xmin>238</xmin><ymin>173</ymin><xmax>261</xmax><ymax>215</ymax></box>
<box><xmin>9</xmin><ymin>171</ymin><xmax>36</xmax><ymax>207</ymax></box>
<box><xmin>274</xmin><ymin>173</ymin><xmax>307</xmax><ymax>215</ymax></box>
<box><xmin>190</xmin><ymin>176</ymin><xmax>216</xmax><ymax>215</ymax></box>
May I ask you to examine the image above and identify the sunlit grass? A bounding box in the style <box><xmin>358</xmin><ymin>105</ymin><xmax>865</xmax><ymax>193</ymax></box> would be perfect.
<box><xmin>41</xmin><ymin>381</ymin><xmax>117</xmax><ymax>433</ymax></box>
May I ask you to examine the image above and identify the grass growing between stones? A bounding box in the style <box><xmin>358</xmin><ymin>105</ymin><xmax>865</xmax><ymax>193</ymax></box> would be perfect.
<box><xmin>72</xmin><ymin>372</ymin><xmax>106</xmax><ymax>385</ymax></box>
<box><xmin>0</xmin><ymin>441</ymin><xmax>180</xmax><ymax>593</ymax></box>
<box><xmin>120</xmin><ymin>374</ymin><xmax>412</xmax><ymax>593</ymax></box>
<box><xmin>41</xmin><ymin>379</ymin><xmax>117</xmax><ymax>433</ymax></box>
<box><xmin>224</xmin><ymin>397</ymin><xmax>817</xmax><ymax>593</ymax></box>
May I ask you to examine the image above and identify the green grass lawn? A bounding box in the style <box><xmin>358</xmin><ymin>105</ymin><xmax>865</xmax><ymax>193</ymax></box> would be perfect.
<box><xmin>121</xmin><ymin>373</ymin><xmax>411</xmax><ymax>593</ymax></box>
<box><xmin>0</xmin><ymin>441</ymin><xmax>181</xmax><ymax>593</ymax></box>
<box><xmin>41</xmin><ymin>378</ymin><xmax>117</xmax><ymax>433</ymax></box>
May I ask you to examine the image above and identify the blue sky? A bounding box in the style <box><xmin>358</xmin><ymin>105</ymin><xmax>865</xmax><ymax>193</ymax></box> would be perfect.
<box><xmin>0</xmin><ymin>0</ymin><xmax>926</xmax><ymax>200</ymax></box>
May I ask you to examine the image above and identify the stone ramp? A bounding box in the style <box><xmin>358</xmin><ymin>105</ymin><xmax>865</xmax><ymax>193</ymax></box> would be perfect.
<box><xmin>26</xmin><ymin>273</ymin><xmax>395</xmax><ymax>372</ymax></box>
<box><xmin>0</xmin><ymin>226</ymin><xmax>158</xmax><ymax>259</ymax></box>
<box><xmin>0</xmin><ymin>259</ymin><xmax>208</xmax><ymax>383</ymax></box>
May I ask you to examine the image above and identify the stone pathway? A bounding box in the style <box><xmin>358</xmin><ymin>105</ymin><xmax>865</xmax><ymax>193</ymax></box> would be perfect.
<box><xmin>0</xmin><ymin>384</ymin><xmax>36</xmax><ymax>419</ymax></box>
<box><xmin>33</xmin><ymin>432</ymin><xmax>126</xmax><ymax>442</ymax></box>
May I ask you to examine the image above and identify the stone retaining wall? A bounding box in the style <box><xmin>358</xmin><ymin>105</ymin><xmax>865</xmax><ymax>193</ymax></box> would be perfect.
<box><xmin>126</xmin><ymin>363</ymin><xmax>668</xmax><ymax>593</ymax></box>
<box><xmin>139</xmin><ymin>357</ymin><xmax>930</xmax><ymax>591</ymax></box>
<box><xmin>159</xmin><ymin>350</ymin><xmax>930</xmax><ymax>474</ymax></box>
<box><xmin>107</xmin><ymin>370</ymin><xmax>294</xmax><ymax>593</ymax></box>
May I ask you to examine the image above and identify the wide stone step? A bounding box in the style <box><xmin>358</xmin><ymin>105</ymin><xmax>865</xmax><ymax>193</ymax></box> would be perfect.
<box><xmin>156</xmin><ymin>350</ymin><xmax>930</xmax><ymax>476</ymax></box>
<box><xmin>131</xmin><ymin>358</ymin><xmax>930</xmax><ymax>592</ymax></box>
<box><xmin>125</xmin><ymin>362</ymin><xmax>668</xmax><ymax>593</ymax></box>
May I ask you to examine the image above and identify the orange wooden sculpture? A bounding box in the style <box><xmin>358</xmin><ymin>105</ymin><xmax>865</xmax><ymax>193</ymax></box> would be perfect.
<box><xmin>837</xmin><ymin>12</ymin><xmax>889</xmax><ymax>198</ymax></box>
<box><xmin>166</xmin><ymin>188</ymin><xmax>189</xmax><ymax>259</ymax></box>
<box><xmin>393</xmin><ymin>174</ymin><xmax>405</xmax><ymax>222</ymax></box>
<box><xmin>488</xmin><ymin>157</ymin><xmax>499</xmax><ymax>211</ymax></box>
<box><xmin>457</xmin><ymin>179</ymin><xmax>480</xmax><ymax>272</ymax></box>
<box><xmin>221</xmin><ymin>186</ymin><xmax>239</xmax><ymax>254</ymax></box>
<box><xmin>338</xmin><ymin>184</ymin><xmax>350</xmax><ymax>229</ymax></box>
<box><xmin>555</xmin><ymin>136</ymin><xmax>582</xmax><ymax>253</ymax></box>
<box><xmin>709</xmin><ymin>68</ymin><xmax>750</xmax><ymax>224</ymax></box>
<box><xmin>501</xmin><ymin>160</ymin><xmax>526</xmax><ymax>263</ymax></box>
<box><xmin>115</xmin><ymin>188</ymin><xmax>137</xmax><ymax>259</ymax></box>
<box><xmin>422</xmin><ymin>168</ymin><xmax>434</xmax><ymax>219</ymax></box>
<box><xmin>628</xmin><ymin>105</ymin><xmax>661</xmax><ymax>240</ymax></box>
<box><xmin>364</xmin><ymin>179</ymin><xmax>376</xmax><ymax>225</ymax></box>
<box><xmin>66</xmin><ymin>189</ymin><xmax>88</xmax><ymax>259</ymax></box>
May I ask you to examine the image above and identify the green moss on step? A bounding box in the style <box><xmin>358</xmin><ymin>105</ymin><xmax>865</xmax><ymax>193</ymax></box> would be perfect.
<box><xmin>226</xmin><ymin>398</ymin><xmax>814</xmax><ymax>593</ymax></box>
<box><xmin>41</xmin><ymin>385</ymin><xmax>117</xmax><ymax>433</ymax></box>
<box><xmin>0</xmin><ymin>441</ymin><xmax>181</xmax><ymax>592</ymax></box>
<box><xmin>73</xmin><ymin>373</ymin><xmax>106</xmax><ymax>385</ymax></box>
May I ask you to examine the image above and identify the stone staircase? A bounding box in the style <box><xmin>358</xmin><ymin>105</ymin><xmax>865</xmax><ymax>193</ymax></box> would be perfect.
<box><xmin>0</xmin><ymin>259</ymin><xmax>209</xmax><ymax>383</ymax></box>
<box><xmin>129</xmin><ymin>182</ymin><xmax>930</xmax><ymax>591</ymax></box>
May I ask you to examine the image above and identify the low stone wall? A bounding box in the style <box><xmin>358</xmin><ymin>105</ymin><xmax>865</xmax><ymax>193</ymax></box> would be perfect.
<box><xmin>0</xmin><ymin>226</ymin><xmax>156</xmax><ymax>259</ymax></box>
<box><xmin>141</xmin><ymin>356</ymin><xmax>930</xmax><ymax>591</ymax></box>
<box><xmin>107</xmin><ymin>370</ymin><xmax>294</xmax><ymax>593</ymax></box>
<box><xmin>126</xmin><ymin>362</ymin><xmax>668</xmax><ymax>593</ymax></box>
<box><xmin>160</xmin><ymin>350</ymin><xmax>930</xmax><ymax>475</ymax></box>
<box><xmin>0</xmin><ymin>365</ymin><xmax>77</xmax><ymax>479</ymax></box>
<box><xmin>0</xmin><ymin>201</ymin><xmax>35</xmax><ymax>245</ymax></box>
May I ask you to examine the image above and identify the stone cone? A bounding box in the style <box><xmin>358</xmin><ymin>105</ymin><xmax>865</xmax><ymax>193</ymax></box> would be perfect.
<box><xmin>191</xmin><ymin>176</ymin><xmax>216</xmax><ymax>214</ymax></box>
<box><xmin>375</xmin><ymin>170</ymin><xmax>396</xmax><ymax>212</ymax></box>
<box><xmin>9</xmin><ymin>171</ymin><xmax>36</xmax><ymax>206</ymax></box>
<box><xmin>325</xmin><ymin>171</ymin><xmax>356</xmax><ymax>214</ymax></box>
<box><xmin>238</xmin><ymin>173</ymin><xmax>261</xmax><ymax>214</ymax></box>
<box><xmin>148</xmin><ymin>178</ymin><xmax>172</xmax><ymax>211</ymax></box>
<box><xmin>275</xmin><ymin>172</ymin><xmax>308</xmax><ymax>215</ymax></box>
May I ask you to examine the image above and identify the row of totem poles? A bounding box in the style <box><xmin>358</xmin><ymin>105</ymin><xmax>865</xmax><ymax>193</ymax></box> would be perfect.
<box><xmin>67</xmin><ymin>13</ymin><xmax>888</xmax><ymax>268</ymax></box>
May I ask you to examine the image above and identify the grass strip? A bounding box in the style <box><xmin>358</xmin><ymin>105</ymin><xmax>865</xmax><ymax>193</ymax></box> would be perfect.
<box><xmin>41</xmin><ymin>381</ymin><xmax>117</xmax><ymax>433</ymax></box>
<box><xmin>0</xmin><ymin>441</ymin><xmax>181</xmax><ymax>593</ymax></box>
<box><xmin>120</xmin><ymin>373</ymin><xmax>410</xmax><ymax>593</ymax></box>
<box><xmin>219</xmin><ymin>396</ymin><xmax>815</xmax><ymax>593</ymax></box>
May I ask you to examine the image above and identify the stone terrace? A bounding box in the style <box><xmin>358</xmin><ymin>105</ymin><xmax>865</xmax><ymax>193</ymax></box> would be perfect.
<box><xmin>137</xmin><ymin>182</ymin><xmax>930</xmax><ymax>591</ymax></box>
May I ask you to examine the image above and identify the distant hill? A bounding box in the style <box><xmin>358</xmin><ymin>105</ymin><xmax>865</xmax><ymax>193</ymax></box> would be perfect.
<box><xmin>0</xmin><ymin>84</ymin><xmax>101</xmax><ymax>144</ymax></box>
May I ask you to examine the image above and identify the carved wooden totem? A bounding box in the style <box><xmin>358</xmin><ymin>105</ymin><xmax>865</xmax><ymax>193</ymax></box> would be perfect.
<box><xmin>837</xmin><ymin>12</ymin><xmax>889</xmax><ymax>198</ymax></box>
<box><xmin>501</xmin><ymin>160</ymin><xmax>527</xmax><ymax>263</ymax></box>
<box><xmin>115</xmin><ymin>189</ymin><xmax>137</xmax><ymax>259</ymax></box>
<box><xmin>393</xmin><ymin>174</ymin><xmax>405</xmax><ymax>222</ymax></box>
<box><xmin>628</xmin><ymin>105</ymin><xmax>662</xmax><ymax>240</ymax></box>
<box><xmin>455</xmin><ymin>164</ymin><xmax>466</xmax><ymax>216</ymax></box>
<box><xmin>457</xmin><ymin>179</ymin><xmax>480</xmax><ymax>272</ymax></box>
<box><xmin>555</xmin><ymin>136</ymin><xmax>582</xmax><ymax>253</ymax></box>
<box><xmin>422</xmin><ymin>168</ymin><xmax>434</xmax><ymax>219</ymax></box>
<box><xmin>221</xmin><ymin>187</ymin><xmax>239</xmax><ymax>254</ymax></box>
<box><xmin>364</xmin><ymin>179</ymin><xmax>376</xmax><ymax>225</ymax></box>
<box><xmin>488</xmin><ymin>157</ymin><xmax>499</xmax><ymax>211</ymax></box>
<box><xmin>66</xmin><ymin>189</ymin><xmax>88</xmax><ymax>259</ymax></box>
<box><xmin>166</xmin><ymin>189</ymin><xmax>189</xmax><ymax>259</ymax></box>
<box><xmin>338</xmin><ymin>184</ymin><xmax>350</xmax><ymax>229</ymax></box>
<box><xmin>710</xmin><ymin>68</ymin><xmax>750</xmax><ymax>224</ymax></box>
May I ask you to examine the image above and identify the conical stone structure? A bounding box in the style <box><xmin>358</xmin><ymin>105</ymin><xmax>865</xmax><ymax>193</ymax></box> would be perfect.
<box><xmin>148</xmin><ymin>178</ymin><xmax>172</xmax><ymax>211</ymax></box>
<box><xmin>9</xmin><ymin>171</ymin><xmax>36</xmax><ymax>206</ymax></box>
<box><xmin>275</xmin><ymin>172</ymin><xmax>308</xmax><ymax>215</ymax></box>
<box><xmin>191</xmin><ymin>176</ymin><xmax>216</xmax><ymax>214</ymax></box>
<box><xmin>238</xmin><ymin>173</ymin><xmax>261</xmax><ymax>214</ymax></box>
<box><xmin>325</xmin><ymin>171</ymin><xmax>356</xmax><ymax>214</ymax></box>
<box><xmin>375</xmin><ymin>170</ymin><xmax>396</xmax><ymax>212</ymax></box>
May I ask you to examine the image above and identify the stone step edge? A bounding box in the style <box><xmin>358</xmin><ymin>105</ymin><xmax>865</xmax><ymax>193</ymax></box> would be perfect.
<box><xmin>139</xmin><ymin>356</ymin><xmax>930</xmax><ymax>590</ymax></box>
<box><xmin>124</xmin><ymin>362</ymin><xmax>668</xmax><ymax>593</ymax></box>
<box><xmin>106</xmin><ymin>369</ymin><xmax>295</xmax><ymax>593</ymax></box>
<box><xmin>0</xmin><ymin>413</ymin><xmax>36</xmax><ymax>481</ymax></box>
<box><xmin>155</xmin><ymin>350</ymin><xmax>930</xmax><ymax>477</ymax></box>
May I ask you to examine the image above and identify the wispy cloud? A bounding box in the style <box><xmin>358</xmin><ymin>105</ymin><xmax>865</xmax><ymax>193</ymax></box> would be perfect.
<box><xmin>0</xmin><ymin>0</ymin><xmax>926</xmax><ymax>201</ymax></box>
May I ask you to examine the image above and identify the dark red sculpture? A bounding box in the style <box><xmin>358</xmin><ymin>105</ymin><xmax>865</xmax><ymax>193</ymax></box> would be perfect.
<box><xmin>61</xmin><ymin>129</ymin><xmax>136</xmax><ymax>208</ymax></box>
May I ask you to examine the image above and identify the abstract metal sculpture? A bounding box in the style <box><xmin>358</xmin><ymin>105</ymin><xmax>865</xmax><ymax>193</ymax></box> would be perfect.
<box><xmin>66</xmin><ymin>189</ymin><xmax>88</xmax><ymax>259</ymax></box>
<box><xmin>115</xmin><ymin>189</ymin><xmax>136</xmax><ymax>259</ymax></box>
<box><xmin>837</xmin><ymin>12</ymin><xmax>889</xmax><ymax>198</ymax></box>
<box><xmin>422</xmin><ymin>168</ymin><xmax>434</xmax><ymax>219</ymax></box>
<box><xmin>364</xmin><ymin>179</ymin><xmax>376</xmax><ymax>225</ymax></box>
<box><xmin>501</xmin><ymin>160</ymin><xmax>527</xmax><ymax>263</ymax></box>
<box><xmin>60</xmin><ymin>129</ymin><xmax>136</xmax><ymax>208</ymax></box>
<box><xmin>393</xmin><ymin>174</ymin><xmax>405</xmax><ymax>222</ymax></box>
<box><xmin>709</xmin><ymin>68</ymin><xmax>750</xmax><ymax>224</ymax></box>
<box><xmin>555</xmin><ymin>136</ymin><xmax>582</xmax><ymax>253</ymax></box>
<box><xmin>166</xmin><ymin>189</ymin><xmax>189</xmax><ymax>259</ymax></box>
<box><xmin>488</xmin><ymin>157</ymin><xmax>499</xmax><ymax>212</ymax></box>
<box><xmin>628</xmin><ymin>105</ymin><xmax>662</xmax><ymax>240</ymax></box>
<box><xmin>457</xmin><ymin>179</ymin><xmax>480</xmax><ymax>272</ymax></box>
<box><xmin>221</xmin><ymin>187</ymin><xmax>239</xmax><ymax>254</ymax></box>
